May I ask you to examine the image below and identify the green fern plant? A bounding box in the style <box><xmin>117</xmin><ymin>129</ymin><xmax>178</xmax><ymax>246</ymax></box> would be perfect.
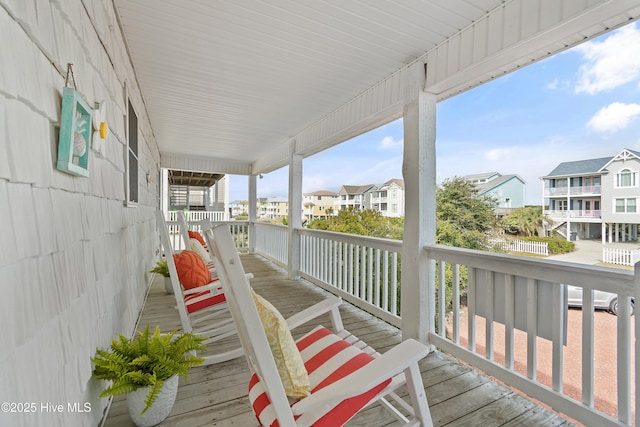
<box><xmin>92</xmin><ymin>325</ymin><xmax>206</xmax><ymax>415</ymax></box>
<box><xmin>150</xmin><ymin>259</ymin><xmax>170</xmax><ymax>277</ymax></box>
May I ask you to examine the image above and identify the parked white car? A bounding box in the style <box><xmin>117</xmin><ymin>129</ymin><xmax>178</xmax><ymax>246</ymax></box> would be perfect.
<box><xmin>567</xmin><ymin>285</ymin><xmax>635</xmax><ymax>316</ymax></box>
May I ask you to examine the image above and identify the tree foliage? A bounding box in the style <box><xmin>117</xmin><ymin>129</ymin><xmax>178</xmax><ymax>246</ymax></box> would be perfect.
<box><xmin>306</xmin><ymin>207</ymin><xmax>404</xmax><ymax>240</ymax></box>
<box><xmin>436</xmin><ymin>177</ymin><xmax>497</xmax><ymax>250</ymax></box>
<box><xmin>500</xmin><ymin>206</ymin><xmax>550</xmax><ymax>237</ymax></box>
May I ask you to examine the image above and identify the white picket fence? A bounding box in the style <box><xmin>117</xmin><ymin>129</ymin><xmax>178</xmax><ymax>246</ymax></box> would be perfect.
<box><xmin>491</xmin><ymin>238</ymin><xmax>548</xmax><ymax>256</ymax></box>
<box><xmin>602</xmin><ymin>247</ymin><xmax>640</xmax><ymax>266</ymax></box>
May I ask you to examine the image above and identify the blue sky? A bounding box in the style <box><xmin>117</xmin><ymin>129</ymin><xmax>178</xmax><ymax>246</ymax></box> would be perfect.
<box><xmin>229</xmin><ymin>21</ymin><xmax>640</xmax><ymax>205</ymax></box>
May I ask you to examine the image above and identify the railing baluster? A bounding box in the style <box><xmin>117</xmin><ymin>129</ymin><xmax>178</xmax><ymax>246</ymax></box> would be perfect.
<box><xmin>437</xmin><ymin>261</ymin><xmax>446</xmax><ymax>337</ymax></box>
<box><xmin>468</xmin><ymin>266</ymin><xmax>476</xmax><ymax>352</ymax></box>
<box><xmin>354</xmin><ymin>245</ymin><xmax>360</xmax><ymax>298</ymax></box>
<box><xmin>504</xmin><ymin>273</ymin><xmax>515</xmax><ymax>370</ymax></box>
<box><xmin>582</xmin><ymin>287</ymin><xmax>594</xmax><ymax>407</ymax></box>
<box><xmin>526</xmin><ymin>278</ymin><xmax>537</xmax><ymax>380</ymax></box>
<box><xmin>391</xmin><ymin>253</ymin><xmax>398</xmax><ymax>316</ymax></box>
<box><xmin>374</xmin><ymin>249</ymin><xmax>381</xmax><ymax>307</ymax></box>
<box><xmin>360</xmin><ymin>246</ymin><xmax>366</xmax><ymax>300</ymax></box>
<box><xmin>617</xmin><ymin>294</ymin><xmax>631</xmax><ymax>424</ymax></box>
<box><xmin>453</xmin><ymin>264</ymin><xmax>460</xmax><ymax>345</ymax></box>
<box><xmin>551</xmin><ymin>282</ymin><xmax>564</xmax><ymax>393</ymax></box>
<box><xmin>367</xmin><ymin>247</ymin><xmax>373</xmax><ymax>303</ymax></box>
<box><xmin>382</xmin><ymin>250</ymin><xmax>389</xmax><ymax>311</ymax></box>
<box><xmin>485</xmin><ymin>270</ymin><xmax>494</xmax><ymax>361</ymax></box>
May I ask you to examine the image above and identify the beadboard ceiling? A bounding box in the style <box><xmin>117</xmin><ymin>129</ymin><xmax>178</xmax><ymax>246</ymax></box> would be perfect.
<box><xmin>114</xmin><ymin>0</ymin><xmax>640</xmax><ymax>175</ymax></box>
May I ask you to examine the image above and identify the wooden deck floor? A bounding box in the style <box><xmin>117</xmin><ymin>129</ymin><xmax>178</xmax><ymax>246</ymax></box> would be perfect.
<box><xmin>103</xmin><ymin>254</ymin><xmax>574</xmax><ymax>427</ymax></box>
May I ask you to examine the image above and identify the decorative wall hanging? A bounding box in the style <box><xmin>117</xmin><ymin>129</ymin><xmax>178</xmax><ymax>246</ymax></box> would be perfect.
<box><xmin>56</xmin><ymin>63</ymin><xmax>92</xmax><ymax>177</ymax></box>
<box><xmin>92</xmin><ymin>100</ymin><xmax>108</xmax><ymax>159</ymax></box>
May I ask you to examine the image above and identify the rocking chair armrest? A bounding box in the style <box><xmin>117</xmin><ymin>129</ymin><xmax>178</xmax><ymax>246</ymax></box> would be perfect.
<box><xmin>181</xmin><ymin>273</ymin><xmax>252</xmax><ymax>297</ymax></box>
<box><xmin>182</xmin><ymin>281</ymin><xmax>222</xmax><ymax>296</ymax></box>
<box><xmin>285</xmin><ymin>296</ymin><xmax>342</xmax><ymax>331</ymax></box>
<box><xmin>291</xmin><ymin>338</ymin><xmax>429</xmax><ymax>416</ymax></box>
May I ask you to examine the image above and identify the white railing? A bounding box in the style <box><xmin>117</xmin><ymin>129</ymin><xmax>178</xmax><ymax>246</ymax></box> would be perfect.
<box><xmin>425</xmin><ymin>244</ymin><xmax>636</xmax><ymax>427</ymax></box>
<box><xmin>544</xmin><ymin>186</ymin><xmax>602</xmax><ymax>196</ymax></box>
<box><xmin>297</xmin><ymin>228</ymin><xmax>402</xmax><ymax>327</ymax></box>
<box><xmin>603</xmin><ymin>247</ymin><xmax>640</xmax><ymax>266</ymax></box>
<box><xmin>167</xmin><ymin>210</ymin><xmax>228</xmax><ymax>222</ymax></box>
<box><xmin>544</xmin><ymin>209</ymin><xmax>601</xmax><ymax>219</ymax></box>
<box><xmin>166</xmin><ymin>217</ymin><xmax>249</xmax><ymax>252</ymax></box>
<box><xmin>255</xmin><ymin>223</ymin><xmax>288</xmax><ymax>267</ymax></box>
<box><xmin>570</xmin><ymin>185</ymin><xmax>602</xmax><ymax>195</ymax></box>
<box><xmin>491</xmin><ymin>238</ymin><xmax>548</xmax><ymax>256</ymax></box>
<box><xmin>544</xmin><ymin>187</ymin><xmax>568</xmax><ymax>196</ymax></box>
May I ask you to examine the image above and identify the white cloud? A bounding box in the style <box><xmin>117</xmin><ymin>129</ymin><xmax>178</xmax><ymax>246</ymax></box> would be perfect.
<box><xmin>574</xmin><ymin>23</ymin><xmax>640</xmax><ymax>94</ymax></box>
<box><xmin>586</xmin><ymin>102</ymin><xmax>640</xmax><ymax>133</ymax></box>
<box><xmin>484</xmin><ymin>148</ymin><xmax>514</xmax><ymax>161</ymax></box>
<box><xmin>378</xmin><ymin>136</ymin><xmax>402</xmax><ymax>150</ymax></box>
<box><xmin>546</xmin><ymin>78</ymin><xmax>559</xmax><ymax>90</ymax></box>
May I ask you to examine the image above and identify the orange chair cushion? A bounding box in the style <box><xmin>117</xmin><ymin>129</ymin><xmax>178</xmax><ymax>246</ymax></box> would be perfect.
<box><xmin>173</xmin><ymin>250</ymin><xmax>211</xmax><ymax>290</ymax></box>
<box><xmin>188</xmin><ymin>230</ymin><xmax>206</xmax><ymax>246</ymax></box>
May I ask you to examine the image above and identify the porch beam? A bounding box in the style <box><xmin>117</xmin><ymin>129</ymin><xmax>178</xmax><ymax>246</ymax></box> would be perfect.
<box><xmin>401</xmin><ymin>62</ymin><xmax>436</xmax><ymax>344</ymax></box>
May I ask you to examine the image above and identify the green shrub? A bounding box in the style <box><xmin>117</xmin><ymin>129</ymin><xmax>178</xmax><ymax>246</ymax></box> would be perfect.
<box><xmin>521</xmin><ymin>235</ymin><xmax>575</xmax><ymax>254</ymax></box>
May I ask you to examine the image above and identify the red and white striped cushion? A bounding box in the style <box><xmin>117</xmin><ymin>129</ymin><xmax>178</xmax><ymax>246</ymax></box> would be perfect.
<box><xmin>249</xmin><ymin>326</ymin><xmax>392</xmax><ymax>427</ymax></box>
<box><xmin>184</xmin><ymin>281</ymin><xmax>226</xmax><ymax>314</ymax></box>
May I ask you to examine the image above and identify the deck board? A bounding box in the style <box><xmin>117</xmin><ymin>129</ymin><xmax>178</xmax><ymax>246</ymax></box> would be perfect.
<box><xmin>103</xmin><ymin>254</ymin><xmax>573</xmax><ymax>427</ymax></box>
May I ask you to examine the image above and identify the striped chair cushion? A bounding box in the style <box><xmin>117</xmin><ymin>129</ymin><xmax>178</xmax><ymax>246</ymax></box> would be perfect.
<box><xmin>249</xmin><ymin>326</ymin><xmax>392</xmax><ymax>427</ymax></box>
<box><xmin>184</xmin><ymin>282</ymin><xmax>226</xmax><ymax>314</ymax></box>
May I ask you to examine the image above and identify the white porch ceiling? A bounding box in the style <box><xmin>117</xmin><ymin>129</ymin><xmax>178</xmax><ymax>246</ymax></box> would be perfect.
<box><xmin>114</xmin><ymin>0</ymin><xmax>640</xmax><ymax>175</ymax></box>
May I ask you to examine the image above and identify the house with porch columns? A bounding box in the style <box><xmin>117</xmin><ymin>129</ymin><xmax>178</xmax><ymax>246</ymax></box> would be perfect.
<box><xmin>1</xmin><ymin>1</ymin><xmax>639</xmax><ymax>426</ymax></box>
<box><xmin>542</xmin><ymin>148</ymin><xmax>640</xmax><ymax>243</ymax></box>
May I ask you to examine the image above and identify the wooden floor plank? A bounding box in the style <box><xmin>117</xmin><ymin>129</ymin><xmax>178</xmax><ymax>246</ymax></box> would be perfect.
<box><xmin>103</xmin><ymin>254</ymin><xmax>572</xmax><ymax>427</ymax></box>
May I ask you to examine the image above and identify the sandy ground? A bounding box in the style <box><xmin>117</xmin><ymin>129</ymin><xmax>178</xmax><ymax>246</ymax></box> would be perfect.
<box><xmin>451</xmin><ymin>307</ymin><xmax>635</xmax><ymax>423</ymax></box>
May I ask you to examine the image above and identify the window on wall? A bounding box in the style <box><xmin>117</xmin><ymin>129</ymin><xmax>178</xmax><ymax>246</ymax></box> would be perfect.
<box><xmin>615</xmin><ymin>198</ymin><xmax>637</xmax><ymax>213</ymax></box>
<box><xmin>616</xmin><ymin>169</ymin><xmax>636</xmax><ymax>188</ymax></box>
<box><xmin>127</xmin><ymin>99</ymin><xmax>139</xmax><ymax>205</ymax></box>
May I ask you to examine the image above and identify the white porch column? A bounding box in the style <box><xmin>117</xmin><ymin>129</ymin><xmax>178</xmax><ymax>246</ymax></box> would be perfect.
<box><xmin>602</xmin><ymin>222</ymin><xmax>606</xmax><ymax>244</ymax></box>
<box><xmin>288</xmin><ymin>142</ymin><xmax>303</xmax><ymax>279</ymax></box>
<box><xmin>402</xmin><ymin>62</ymin><xmax>436</xmax><ymax>345</ymax></box>
<box><xmin>248</xmin><ymin>175</ymin><xmax>257</xmax><ymax>254</ymax></box>
<box><xmin>161</xmin><ymin>168</ymin><xmax>169</xmax><ymax>216</ymax></box>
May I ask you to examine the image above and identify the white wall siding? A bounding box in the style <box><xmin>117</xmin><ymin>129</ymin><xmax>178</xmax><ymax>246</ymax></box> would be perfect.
<box><xmin>0</xmin><ymin>1</ymin><xmax>160</xmax><ymax>426</ymax></box>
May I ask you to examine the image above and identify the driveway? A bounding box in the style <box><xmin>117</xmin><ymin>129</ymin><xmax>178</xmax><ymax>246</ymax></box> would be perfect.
<box><xmin>547</xmin><ymin>238</ymin><xmax>639</xmax><ymax>266</ymax></box>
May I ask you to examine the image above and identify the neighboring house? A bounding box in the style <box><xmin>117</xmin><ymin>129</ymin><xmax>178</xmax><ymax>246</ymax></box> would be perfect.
<box><xmin>371</xmin><ymin>178</ymin><xmax>405</xmax><ymax>217</ymax></box>
<box><xmin>338</xmin><ymin>184</ymin><xmax>376</xmax><ymax>211</ymax></box>
<box><xmin>541</xmin><ymin>148</ymin><xmax>640</xmax><ymax>242</ymax></box>
<box><xmin>463</xmin><ymin>172</ymin><xmax>526</xmax><ymax>215</ymax></box>
<box><xmin>303</xmin><ymin>190</ymin><xmax>338</xmax><ymax>220</ymax></box>
<box><xmin>262</xmin><ymin>197</ymin><xmax>289</xmax><ymax>220</ymax></box>
<box><xmin>230</xmin><ymin>200</ymin><xmax>249</xmax><ymax>217</ymax></box>
<box><xmin>256</xmin><ymin>197</ymin><xmax>269</xmax><ymax>218</ymax></box>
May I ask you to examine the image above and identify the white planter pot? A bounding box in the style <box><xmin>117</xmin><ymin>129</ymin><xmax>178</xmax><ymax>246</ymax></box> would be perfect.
<box><xmin>126</xmin><ymin>375</ymin><xmax>179</xmax><ymax>427</ymax></box>
<box><xmin>164</xmin><ymin>276</ymin><xmax>174</xmax><ymax>294</ymax></box>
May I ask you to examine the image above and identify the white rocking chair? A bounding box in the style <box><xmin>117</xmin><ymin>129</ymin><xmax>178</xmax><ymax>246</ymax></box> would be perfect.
<box><xmin>206</xmin><ymin>224</ymin><xmax>434</xmax><ymax>426</ymax></box>
<box><xmin>156</xmin><ymin>211</ymin><xmax>243</xmax><ymax>365</ymax></box>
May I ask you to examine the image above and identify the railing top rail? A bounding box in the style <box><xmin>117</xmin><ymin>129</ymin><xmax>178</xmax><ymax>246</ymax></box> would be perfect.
<box><xmin>298</xmin><ymin>227</ymin><xmax>402</xmax><ymax>252</ymax></box>
<box><xmin>424</xmin><ymin>243</ymin><xmax>634</xmax><ymax>295</ymax></box>
<box><xmin>254</xmin><ymin>222</ymin><xmax>287</xmax><ymax>230</ymax></box>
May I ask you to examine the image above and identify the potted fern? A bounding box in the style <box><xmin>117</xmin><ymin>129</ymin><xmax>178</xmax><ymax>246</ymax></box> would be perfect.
<box><xmin>92</xmin><ymin>325</ymin><xmax>206</xmax><ymax>427</ymax></box>
<box><xmin>150</xmin><ymin>259</ymin><xmax>173</xmax><ymax>294</ymax></box>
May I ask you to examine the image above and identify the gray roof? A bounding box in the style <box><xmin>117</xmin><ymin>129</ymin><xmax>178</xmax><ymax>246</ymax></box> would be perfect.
<box><xmin>476</xmin><ymin>174</ymin><xmax>525</xmax><ymax>195</ymax></box>
<box><xmin>544</xmin><ymin>149</ymin><xmax>640</xmax><ymax>177</ymax></box>
<box><xmin>340</xmin><ymin>184</ymin><xmax>376</xmax><ymax>195</ymax></box>
<box><xmin>545</xmin><ymin>156</ymin><xmax>612</xmax><ymax>177</ymax></box>
<box><xmin>463</xmin><ymin>172</ymin><xmax>500</xmax><ymax>182</ymax></box>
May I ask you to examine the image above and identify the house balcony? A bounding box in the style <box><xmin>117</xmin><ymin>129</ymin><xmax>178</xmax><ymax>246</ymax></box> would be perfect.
<box><xmin>544</xmin><ymin>186</ymin><xmax>602</xmax><ymax>197</ymax></box>
<box><xmin>107</xmin><ymin>221</ymin><xmax>637</xmax><ymax>427</ymax></box>
<box><xmin>545</xmin><ymin>209</ymin><xmax>602</xmax><ymax>221</ymax></box>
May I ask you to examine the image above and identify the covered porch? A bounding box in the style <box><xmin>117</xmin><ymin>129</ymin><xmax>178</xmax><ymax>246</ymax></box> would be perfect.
<box><xmin>104</xmin><ymin>253</ymin><xmax>573</xmax><ymax>426</ymax></box>
<box><xmin>2</xmin><ymin>1</ymin><xmax>640</xmax><ymax>427</ymax></box>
